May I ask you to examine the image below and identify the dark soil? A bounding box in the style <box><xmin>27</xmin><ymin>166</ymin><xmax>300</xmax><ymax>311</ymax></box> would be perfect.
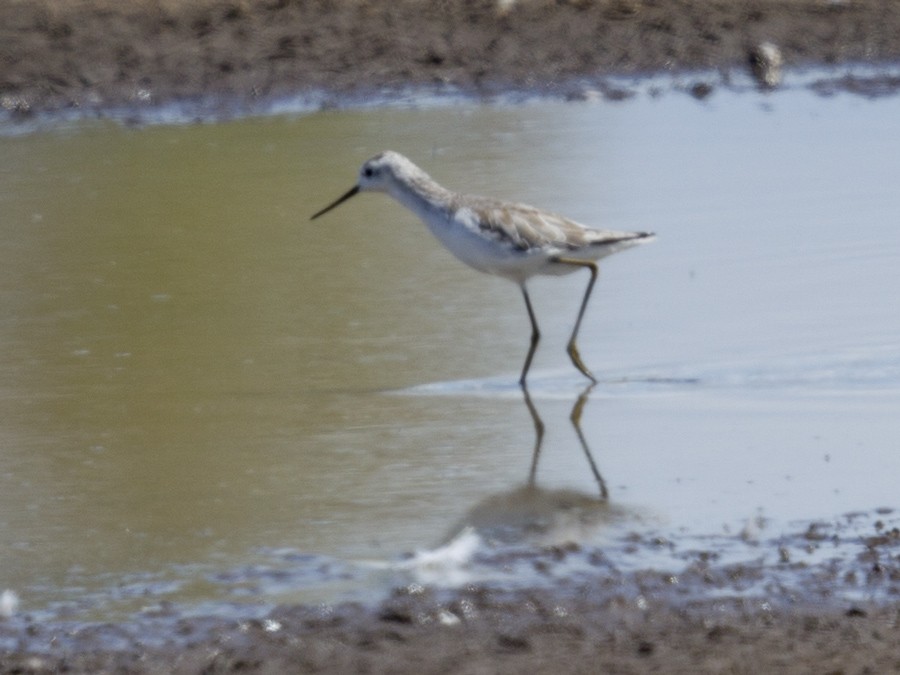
<box><xmin>158</xmin><ymin>598</ymin><xmax>900</xmax><ymax>675</ymax></box>
<box><xmin>3</xmin><ymin>0</ymin><xmax>900</xmax><ymax>119</ymax></box>
<box><xmin>6</xmin><ymin>598</ymin><xmax>900</xmax><ymax>674</ymax></box>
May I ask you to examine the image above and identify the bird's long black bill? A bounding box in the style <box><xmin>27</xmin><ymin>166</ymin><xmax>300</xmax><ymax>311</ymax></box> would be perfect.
<box><xmin>310</xmin><ymin>185</ymin><xmax>359</xmax><ymax>220</ymax></box>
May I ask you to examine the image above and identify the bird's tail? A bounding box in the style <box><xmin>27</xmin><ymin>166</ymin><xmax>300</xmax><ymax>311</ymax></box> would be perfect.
<box><xmin>588</xmin><ymin>230</ymin><xmax>655</xmax><ymax>257</ymax></box>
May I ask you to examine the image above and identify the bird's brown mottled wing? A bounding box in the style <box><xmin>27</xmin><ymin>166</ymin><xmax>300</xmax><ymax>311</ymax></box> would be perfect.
<box><xmin>471</xmin><ymin>199</ymin><xmax>649</xmax><ymax>253</ymax></box>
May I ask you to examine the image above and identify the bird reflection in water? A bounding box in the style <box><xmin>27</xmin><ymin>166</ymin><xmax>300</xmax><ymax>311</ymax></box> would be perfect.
<box><xmin>438</xmin><ymin>384</ymin><xmax>617</xmax><ymax>549</ymax></box>
<box><xmin>522</xmin><ymin>383</ymin><xmax>608</xmax><ymax>500</ymax></box>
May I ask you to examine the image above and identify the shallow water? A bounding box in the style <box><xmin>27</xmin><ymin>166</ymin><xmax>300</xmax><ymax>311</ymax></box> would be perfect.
<box><xmin>1</xmin><ymin>85</ymin><xmax>900</xmax><ymax>623</ymax></box>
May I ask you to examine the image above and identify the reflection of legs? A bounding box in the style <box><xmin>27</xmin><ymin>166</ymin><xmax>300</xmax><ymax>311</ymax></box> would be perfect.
<box><xmin>571</xmin><ymin>384</ymin><xmax>608</xmax><ymax>500</ymax></box>
<box><xmin>519</xmin><ymin>284</ymin><xmax>540</xmax><ymax>386</ymax></box>
<box><xmin>522</xmin><ymin>383</ymin><xmax>607</xmax><ymax>501</ymax></box>
<box><xmin>551</xmin><ymin>257</ymin><xmax>599</xmax><ymax>383</ymax></box>
<box><xmin>521</xmin><ymin>384</ymin><xmax>545</xmax><ymax>487</ymax></box>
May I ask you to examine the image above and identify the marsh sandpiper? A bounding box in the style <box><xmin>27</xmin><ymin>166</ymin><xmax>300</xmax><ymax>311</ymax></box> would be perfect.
<box><xmin>311</xmin><ymin>151</ymin><xmax>654</xmax><ymax>385</ymax></box>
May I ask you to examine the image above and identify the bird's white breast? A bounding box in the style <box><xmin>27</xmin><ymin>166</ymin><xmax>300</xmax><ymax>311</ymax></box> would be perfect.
<box><xmin>422</xmin><ymin>206</ymin><xmax>550</xmax><ymax>282</ymax></box>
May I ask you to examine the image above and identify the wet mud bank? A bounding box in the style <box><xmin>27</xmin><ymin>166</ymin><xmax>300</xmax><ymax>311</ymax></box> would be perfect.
<box><xmin>5</xmin><ymin>600</ymin><xmax>900</xmax><ymax>674</ymax></box>
<box><xmin>3</xmin><ymin>0</ymin><xmax>900</xmax><ymax>123</ymax></box>
<box><xmin>3</xmin><ymin>510</ymin><xmax>900</xmax><ymax>673</ymax></box>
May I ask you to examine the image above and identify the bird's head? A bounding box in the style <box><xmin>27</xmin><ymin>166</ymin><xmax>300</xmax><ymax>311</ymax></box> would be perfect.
<box><xmin>310</xmin><ymin>151</ymin><xmax>415</xmax><ymax>220</ymax></box>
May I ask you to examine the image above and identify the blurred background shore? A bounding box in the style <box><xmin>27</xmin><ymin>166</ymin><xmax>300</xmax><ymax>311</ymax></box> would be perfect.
<box><xmin>3</xmin><ymin>0</ymin><xmax>900</xmax><ymax>115</ymax></box>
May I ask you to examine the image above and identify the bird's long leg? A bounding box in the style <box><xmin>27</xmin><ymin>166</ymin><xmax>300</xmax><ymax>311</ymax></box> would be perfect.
<box><xmin>551</xmin><ymin>257</ymin><xmax>599</xmax><ymax>383</ymax></box>
<box><xmin>519</xmin><ymin>283</ymin><xmax>541</xmax><ymax>386</ymax></box>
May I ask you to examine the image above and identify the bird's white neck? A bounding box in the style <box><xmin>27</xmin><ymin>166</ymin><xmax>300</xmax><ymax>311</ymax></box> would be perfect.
<box><xmin>388</xmin><ymin>175</ymin><xmax>455</xmax><ymax>223</ymax></box>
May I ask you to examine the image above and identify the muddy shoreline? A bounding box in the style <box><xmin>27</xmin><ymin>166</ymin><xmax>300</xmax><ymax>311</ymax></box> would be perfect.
<box><xmin>3</xmin><ymin>0</ymin><xmax>900</xmax><ymax>123</ymax></box>
<box><xmin>6</xmin><ymin>600</ymin><xmax>900</xmax><ymax>674</ymax></box>
<box><xmin>3</xmin><ymin>511</ymin><xmax>900</xmax><ymax>673</ymax></box>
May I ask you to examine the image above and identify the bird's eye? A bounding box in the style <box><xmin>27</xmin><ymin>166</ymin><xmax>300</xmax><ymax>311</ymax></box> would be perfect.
<box><xmin>363</xmin><ymin>167</ymin><xmax>374</xmax><ymax>178</ymax></box>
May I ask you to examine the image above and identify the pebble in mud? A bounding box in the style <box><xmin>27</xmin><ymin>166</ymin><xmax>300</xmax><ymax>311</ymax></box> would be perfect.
<box><xmin>748</xmin><ymin>42</ymin><xmax>784</xmax><ymax>89</ymax></box>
